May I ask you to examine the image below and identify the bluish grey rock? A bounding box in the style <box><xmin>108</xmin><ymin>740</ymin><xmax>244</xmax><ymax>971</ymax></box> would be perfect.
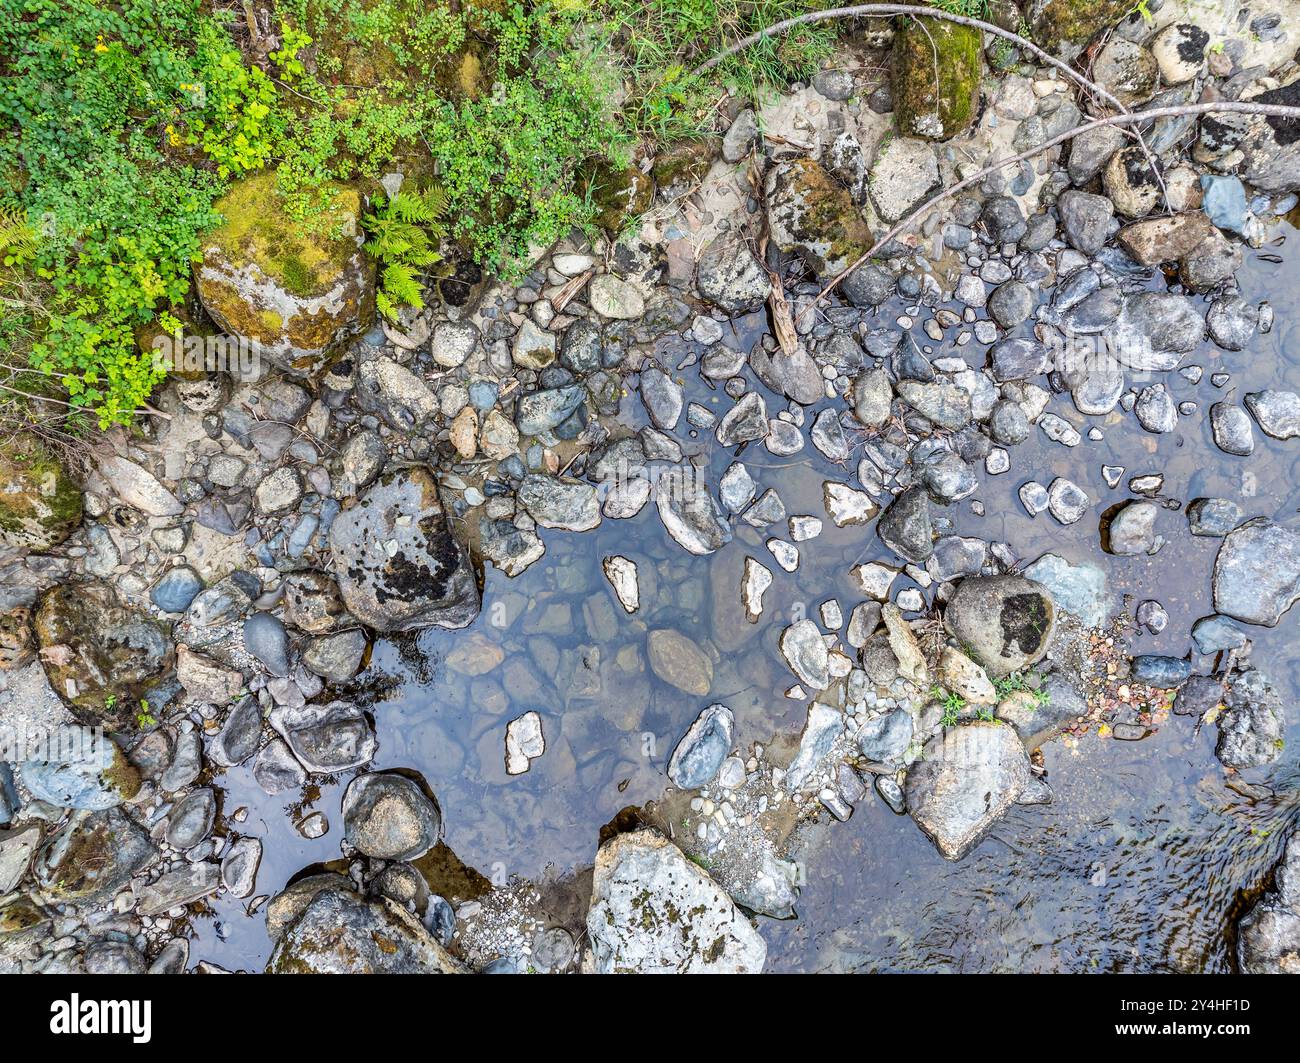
<box><xmin>667</xmin><ymin>704</ymin><xmax>734</xmax><ymax>790</ymax></box>
<box><xmin>857</xmin><ymin>708</ymin><xmax>913</xmax><ymax>762</ymax></box>
<box><xmin>1187</xmin><ymin>498</ymin><xmax>1242</xmax><ymax>536</ymax></box>
<box><xmin>243</xmin><ymin>611</ymin><xmax>290</xmax><ymax>676</ymax></box>
<box><xmin>1216</xmin><ymin>670</ymin><xmax>1285</xmax><ymax>769</ymax></box>
<box><xmin>1022</xmin><ymin>553</ymin><xmax>1108</xmax><ymax>627</ymax></box>
<box><xmin>1130</xmin><ymin>655</ymin><xmax>1192</xmax><ymax>688</ymax></box>
<box><xmin>1213</xmin><ymin>517</ymin><xmax>1300</xmax><ymax>626</ymax></box>
<box><xmin>1191</xmin><ymin>614</ymin><xmax>1248</xmax><ymax>654</ymax></box>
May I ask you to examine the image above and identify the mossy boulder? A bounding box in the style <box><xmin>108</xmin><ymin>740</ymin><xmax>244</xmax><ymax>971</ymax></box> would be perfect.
<box><xmin>33</xmin><ymin>582</ymin><xmax>174</xmax><ymax>732</ymax></box>
<box><xmin>579</xmin><ymin>159</ymin><xmax>654</xmax><ymax>233</ymax></box>
<box><xmin>765</xmin><ymin>157</ymin><xmax>874</xmax><ymax>277</ymax></box>
<box><xmin>1026</xmin><ymin>0</ymin><xmax>1133</xmax><ymax>54</ymax></box>
<box><xmin>194</xmin><ymin>171</ymin><xmax>375</xmax><ymax>376</ymax></box>
<box><xmin>893</xmin><ymin>14</ymin><xmax>982</xmax><ymax>141</ymax></box>
<box><xmin>0</xmin><ymin>433</ymin><xmax>83</xmax><ymax>553</ymax></box>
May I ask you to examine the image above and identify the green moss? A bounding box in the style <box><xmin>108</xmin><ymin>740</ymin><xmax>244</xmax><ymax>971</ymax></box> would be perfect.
<box><xmin>0</xmin><ymin>433</ymin><xmax>83</xmax><ymax>551</ymax></box>
<box><xmin>651</xmin><ymin>141</ymin><xmax>712</xmax><ymax>191</ymax></box>
<box><xmin>578</xmin><ymin>159</ymin><xmax>654</xmax><ymax>233</ymax></box>
<box><xmin>208</xmin><ymin>171</ymin><xmax>360</xmax><ymax>300</ymax></box>
<box><xmin>782</xmin><ymin>158</ymin><xmax>874</xmax><ymax>275</ymax></box>
<box><xmin>1032</xmin><ymin>0</ymin><xmax>1133</xmax><ymax>52</ymax></box>
<box><xmin>892</xmin><ymin>15</ymin><xmax>982</xmax><ymax>141</ymax></box>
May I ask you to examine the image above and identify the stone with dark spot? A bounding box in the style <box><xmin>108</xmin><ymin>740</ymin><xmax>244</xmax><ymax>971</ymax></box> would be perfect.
<box><xmin>943</xmin><ymin>574</ymin><xmax>1055</xmax><ymax>679</ymax></box>
<box><xmin>328</xmin><ymin>467</ymin><xmax>479</xmax><ymax>633</ymax></box>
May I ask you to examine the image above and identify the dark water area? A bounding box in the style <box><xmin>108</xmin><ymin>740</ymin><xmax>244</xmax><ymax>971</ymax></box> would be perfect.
<box><xmin>191</xmin><ymin>223</ymin><xmax>1300</xmax><ymax>973</ymax></box>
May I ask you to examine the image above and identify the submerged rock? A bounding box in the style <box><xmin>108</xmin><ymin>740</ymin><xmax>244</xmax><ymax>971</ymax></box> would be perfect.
<box><xmin>1237</xmin><ymin>827</ymin><xmax>1300</xmax><ymax>973</ymax></box>
<box><xmin>905</xmin><ymin>723</ymin><xmax>1047</xmax><ymax>861</ymax></box>
<box><xmin>1212</xmin><ymin>518</ymin><xmax>1300</xmax><ymax>626</ymax></box>
<box><xmin>328</xmin><ymin>467</ymin><xmax>480</xmax><ymax>632</ymax></box>
<box><xmin>583</xmin><ymin>829</ymin><xmax>766</xmax><ymax>973</ymax></box>
<box><xmin>647</xmin><ymin>628</ymin><xmax>713</xmax><ymax>695</ymax></box>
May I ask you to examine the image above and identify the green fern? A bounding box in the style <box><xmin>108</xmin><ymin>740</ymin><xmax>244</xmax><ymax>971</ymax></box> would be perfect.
<box><xmin>362</xmin><ymin>184</ymin><xmax>447</xmax><ymax>320</ymax></box>
<box><xmin>0</xmin><ymin>205</ymin><xmax>38</xmax><ymax>267</ymax></box>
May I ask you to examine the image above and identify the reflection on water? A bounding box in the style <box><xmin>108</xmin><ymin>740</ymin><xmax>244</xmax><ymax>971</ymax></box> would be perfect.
<box><xmin>193</xmin><ymin>230</ymin><xmax>1300</xmax><ymax>973</ymax></box>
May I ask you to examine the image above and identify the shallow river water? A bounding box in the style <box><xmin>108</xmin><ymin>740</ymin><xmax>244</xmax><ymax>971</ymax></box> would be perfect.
<box><xmin>193</xmin><ymin>221</ymin><xmax>1300</xmax><ymax>973</ymax></box>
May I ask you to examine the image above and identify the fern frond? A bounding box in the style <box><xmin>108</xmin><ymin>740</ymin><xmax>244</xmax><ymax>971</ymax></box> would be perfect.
<box><xmin>376</xmin><ymin>289</ymin><xmax>398</xmax><ymax>322</ymax></box>
<box><xmin>381</xmin><ymin>262</ymin><xmax>425</xmax><ymax>312</ymax></box>
<box><xmin>0</xmin><ymin>205</ymin><xmax>38</xmax><ymax>265</ymax></box>
<box><xmin>388</xmin><ymin>190</ymin><xmax>435</xmax><ymax>224</ymax></box>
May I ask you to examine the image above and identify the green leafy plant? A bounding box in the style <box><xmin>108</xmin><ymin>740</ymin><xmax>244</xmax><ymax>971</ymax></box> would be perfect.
<box><xmin>363</xmin><ymin>186</ymin><xmax>448</xmax><ymax>320</ymax></box>
<box><xmin>933</xmin><ymin>685</ymin><xmax>967</xmax><ymax>726</ymax></box>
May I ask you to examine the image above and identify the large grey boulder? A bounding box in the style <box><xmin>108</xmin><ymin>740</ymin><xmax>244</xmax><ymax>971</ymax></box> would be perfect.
<box><xmin>904</xmin><ymin>722</ymin><xmax>1048</xmax><ymax>860</ymax></box>
<box><xmin>1212</xmin><ymin>517</ymin><xmax>1300</xmax><ymax>626</ymax></box>
<box><xmin>583</xmin><ymin>829</ymin><xmax>766</xmax><ymax>973</ymax></box>
<box><xmin>943</xmin><ymin>574</ymin><xmax>1055</xmax><ymax>678</ymax></box>
<box><xmin>328</xmin><ymin>466</ymin><xmax>479</xmax><ymax>632</ymax></box>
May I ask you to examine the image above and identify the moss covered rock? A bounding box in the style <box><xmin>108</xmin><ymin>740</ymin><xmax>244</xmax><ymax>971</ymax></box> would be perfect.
<box><xmin>194</xmin><ymin>172</ymin><xmax>375</xmax><ymax>376</ymax></box>
<box><xmin>893</xmin><ymin>14</ymin><xmax>982</xmax><ymax>141</ymax></box>
<box><xmin>579</xmin><ymin>159</ymin><xmax>654</xmax><ymax>233</ymax></box>
<box><xmin>1027</xmin><ymin>0</ymin><xmax>1133</xmax><ymax>54</ymax></box>
<box><xmin>0</xmin><ymin>434</ymin><xmax>83</xmax><ymax>553</ymax></box>
<box><xmin>33</xmin><ymin>582</ymin><xmax>174</xmax><ymax>732</ymax></box>
<box><xmin>765</xmin><ymin>157</ymin><xmax>874</xmax><ymax>278</ymax></box>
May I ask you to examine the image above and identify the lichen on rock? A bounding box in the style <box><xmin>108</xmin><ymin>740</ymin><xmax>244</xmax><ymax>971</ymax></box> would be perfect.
<box><xmin>765</xmin><ymin>157</ymin><xmax>873</xmax><ymax>277</ymax></box>
<box><xmin>194</xmin><ymin>171</ymin><xmax>375</xmax><ymax>375</ymax></box>
<box><xmin>0</xmin><ymin>434</ymin><xmax>83</xmax><ymax>553</ymax></box>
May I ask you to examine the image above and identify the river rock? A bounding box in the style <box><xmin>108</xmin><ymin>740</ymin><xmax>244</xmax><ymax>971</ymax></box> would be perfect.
<box><xmin>1212</xmin><ymin>518</ymin><xmax>1300</xmax><ymax>626</ymax></box>
<box><xmin>1112</xmin><ymin>293</ymin><xmax>1203</xmax><ymax>371</ymax></box>
<box><xmin>696</xmin><ymin>235</ymin><xmax>771</xmax><ymax>311</ymax></box>
<box><xmin>1216</xmin><ymin>669</ymin><xmax>1286</xmax><ymax>769</ymax></box>
<box><xmin>0</xmin><ymin>435</ymin><xmax>84</xmax><ymax>551</ymax></box>
<box><xmin>34</xmin><ymin>806</ymin><xmax>157</xmax><ymax>904</ymax></box>
<box><xmin>647</xmin><ymin>628</ymin><xmax>713</xmax><ymax>695</ymax></box>
<box><xmin>270</xmin><ymin>700</ymin><xmax>376</xmax><ymax>774</ymax></box>
<box><xmin>1210</xmin><ymin>402</ymin><xmax>1254</xmax><ymax>456</ymax></box>
<box><xmin>1245</xmin><ymin>391</ymin><xmax>1300</xmax><ymax>440</ymax></box>
<box><xmin>584</xmin><ymin>829</ymin><xmax>766</xmax><ymax>973</ymax></box>
<box><xmin>944</xmin><ymin>574</ymin><xmax>1054</xmax><ymax>679</ymax></box>
<box><xmin>904</xmin><ymin>722</ymin><xmax>1047</xmax><ymax>860</ymax></box>
<box><xmin>765</xmin><ymin>157</ymin><xmax>873</xmax><ymax>276</ymax></box>
<box><xmin>868</xmin><ymin>137</ymin><xmax>940</xmax><ymax>222</ymax></box>
<box><xmin>1108</xmin><ymin>500</ymin><xmax>1158</xmax><ymax>555</ymax></box>
<box><xmin>34</xmin><ymin>582</ymin><xmax>173</xmax><ymax>730</ymax></box>
<box><xmin>1057</xmin><ymin>190</ymin><xmax>1113</xmax><ymax>255</ymax></box>
<box><xmin>668</xmin><ymin>704</ymin><xmax>733</xmax><ymax>790</ymax></box>
<box><xmin>268</xmin><ymin>885</ymin><xmax>460</xmax><ymax>973</ymax></box>
<box><xmin>328</xmin><ymin>466</ymin><xmax>480</xmax><ymax>632</ymax></box>
<box><xmin>194</xmin><ymin>173</ymin><xmax>373</xmax><ymax>374</ymax></box>
<box><xmin>655</xmin><ymin>466</ymin><xmax>732</xmax><ymax>555</ymax></box>
<box><xmin>780</xmin><ymin>618</ymin><xmax>830</xmax><ymax>691</ymax></box>
<box><xmin>19</xmin><ymin>726</ymin><xmax>140</xmax><ymax>810</ymax></box>
<box><xmin>518</xmin><ymin>474</ymin><xmax>601</xmax><ymax>532</ymax></box>
<box><xmin>877</xmin><ymin>486</ymin><xmax>933</xmax><ymax>563</ymax></box>
<box><xmin>342</xmin><ymin>772</ymin><xmax>441</xmax><ymax>861</ymax></box>
<box><xmin>1237</xmin><ymin>827</ymin><xmax>1300</xmax><ymax>973</ymax></box>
